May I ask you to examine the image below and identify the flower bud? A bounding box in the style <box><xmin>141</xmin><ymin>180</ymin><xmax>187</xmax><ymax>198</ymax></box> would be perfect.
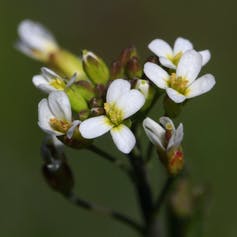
<box><xmin>134</xmin><ymin>79</ymin><xmax>155</xmax><ymax>111</ymax></box>
<box><xmin>110</xmin><ymin>60</ymin><xmax>124</xmax><ymax>80</ymax></box>
<box><xmin>126</xmin><ymin>57</ymin><xmax>142</xmax><ymax>79</ymax></box>
<box><xmin>82</xmin><ymin>50</ymin><xmax>109</xmax><ymax>85</ymax></box>
<box><xmin>65</xmin><ymin>86</ymin><xmax>88</xmax><ymax>113</ymax></box>
<box><xmin>119</xmin><ymin>45</ymin><xmax>138</xmax><ymax>66</ymax></box>
<box><xmin>49</xmin><ymin>49</ymin><xmax>88</xmax><ymax>81</ymax></box>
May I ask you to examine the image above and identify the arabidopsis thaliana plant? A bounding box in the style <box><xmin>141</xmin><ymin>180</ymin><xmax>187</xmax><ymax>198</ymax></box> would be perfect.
<box><xmin>79</xmin><ymin>79</ymin><xmax>145</xmax><ymax>154</ymax></box>
<box><xmin>148</xmin><ymin>37</ymin><xmax>210</xmax><ymax>69</ymax></box>
<box><xmin>16</xmin><ymin>19</ymin><xmax>59</xmax><ymax>61</ymax></box>
<box><xmin>38</xmin><ymin>91</ymin><xmax>79</xmax><ymax>138</ymax></box>
<box><xmin>144</xmin><ymin>50</ymin><xmax>216</xmax><ymax>103</ymax></box>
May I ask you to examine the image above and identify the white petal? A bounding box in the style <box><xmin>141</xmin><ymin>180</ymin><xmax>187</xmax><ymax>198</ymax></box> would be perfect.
<box><xmin>18</xmin><ymin>19</ymin><xmax>57</xmax><ymax>51</ymax></box>
<box><xmin>159</xmin><ymin>116</ymin><xmax>175</xmax><ymax>130</ymax></box>
<box><xmin>185</xmin><ymin>74</ymin><xmax>216</xmax><ymax>98</ymax></box>
<box><xmin>176</xmin><ymin>50</ymin><xmax>202</xmax><ymax>85</ymax></box>
<box><xmin>166</xmin><ymin>88</ymin><xmax>186</xmax><ymax>103</ymax></box>
<box><xmin>106</xmin><ymin>79</ymin><xmax>131</xmax><ymax>103</ymax></box>
<box><xmin>41</xmin><ymin>67</ymin><xmax>61</xmax><ymax>80</ymax></box>
<box><xmin>79</xmin><ymin>116</ymin><xmax>112</xmax><ymax>139</ymax></box>
<box><xmin>32</xmin><ymin>75</ymin><xmax>56</xmax><ymax>93</ymax></box>
<box><xmin>110</xmin><ymin>125</ymin><xmax>135</xmax><ymax>154</ymax></box>
<box><xmin>144</xmin><ymin>62</ymin><xmax>169</xmax><ymax>89</ymax></box>
<box><xmin>167</xmin><ymin>123</ymin><xmax>184</xmax><ymax>150</ymax></box>
<box><xmin>67</xmin><ymin>120</ymin><xmax>81</xmax><ymax>139</ymax></box>
<box><xmin>199</xmin><ymin>50</ymin><xmax>211</xmax><ymax>66</ymax></box>
<box><xmin>174</xmin><ymin>37</ymin><xmax>193</xmax><ymax>55</ymax></box>
<box><xmin>38</xmin><ymin>99</ymin><xmax>62</xmax><ymax>135</ymax></box>
<box><xmin>148</xmin><ymin>39</ymin><xmax>173</xmax><ymax>57</ymax></box>
<box><xmin>159</xmin><ymin>57</ymin><xmax>176</xmax><ymax>69</ymax></box>
<box><xmin>48</xmin><ymin>91</ymin><xmax>72</xmax><ymax>121</ymax></box>
<box><xmin>15</xmin><ymin>41</ymin><xmax>34</xmax><ymax>58</ymax></box>
<box><xmin>115</xmin><ymin>89</ymin><xmax>145</xmax><ymax>119</ymax></box>
<box><xmin>143</xmin><ymin>117</ymin><xmax>165</xmax><ymax>150</ymax></box>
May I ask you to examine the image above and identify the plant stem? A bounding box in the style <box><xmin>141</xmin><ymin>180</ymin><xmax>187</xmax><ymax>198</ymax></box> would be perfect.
<box><xmin>128</xmin><ymin>150</ymin><xmax>153</xmax><ymax>226</ymax></box>
<box><xmin>145</xmin><ymin>142</ymin><xmax>154</xmax><ymax>164</ymax></box>
<box><xmin>64</xmin><ymin>192</ymin><xmax>144</xmax><ymax>233</ymax></box>
<box><xmin>153</xmin><ymin>177</ymin><xmax>174</xmax><ymax>216</ymax></box>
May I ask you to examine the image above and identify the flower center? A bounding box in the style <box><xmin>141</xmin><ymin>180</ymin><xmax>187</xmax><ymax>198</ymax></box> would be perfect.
<box><xmin>168</xmin><ymin>73</ymin><xmax>189</xmax><ymax>94</ymax></box>
<box><xmin>49</xmin><ymin>118</ymin><xmax>71</xmax><ymax>133</ymax></box>
<box><xmin>49</xmin><ymin>78</ymin><xmax>66</xmax><ymax>90</ymax></box>
<box><xmin>104</xmin><ymin>102</ymin><xmax>124</xmax><ymax>126</ymax></box>
<box><xmin>167</xmin><ymin>51</ymin><xmax>183</xmax><ymax>66</ymax></box>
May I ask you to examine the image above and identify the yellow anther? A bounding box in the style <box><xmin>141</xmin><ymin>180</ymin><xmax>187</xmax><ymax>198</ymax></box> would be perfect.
<box><xmin>168</xmin><ymin>73</ymin><xmax>189</xmax><ymax>94</ymax></box>
<box><xmin>49</xmin><ymin>118</ymin><xmax>70</xmax><ymax>133</ymax></box>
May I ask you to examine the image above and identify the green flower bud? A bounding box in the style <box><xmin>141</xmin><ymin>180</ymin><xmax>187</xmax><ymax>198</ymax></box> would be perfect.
<box><xmin>119</xmin><ymin>45</ymin><xmax>138</xmax><ymax>66</ymax></box>
<box><xmin>49</xmin><ymin>49</ymin><xmax>88</xmax><ymax>81</ymax></box>
<box><xmin>65</xmin><ymin>86</ymin><xmax>88</xmax><ymax>113</ymax></box>
<box><xmin>82</xmin><ymin>50</ymin><xmax>109</xmax><ymax>85</ymax></box>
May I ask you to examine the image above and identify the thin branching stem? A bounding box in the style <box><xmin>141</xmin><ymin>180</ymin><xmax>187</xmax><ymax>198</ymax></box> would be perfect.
<box><xmin>64</xmin><ymin>192</ymin><xmax>144</xmax><ymax>234</ymax></box>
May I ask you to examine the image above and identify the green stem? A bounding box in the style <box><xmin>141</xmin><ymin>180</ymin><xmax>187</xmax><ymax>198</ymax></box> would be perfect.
<box><xmin>64</xmin><ymin>192</ymin><xmax>144</xmax><ymax>233</ymax></box>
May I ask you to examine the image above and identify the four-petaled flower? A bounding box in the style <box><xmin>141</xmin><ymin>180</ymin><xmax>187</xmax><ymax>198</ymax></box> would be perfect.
<box><xmin>16</xmin><ymin>19</ymin><xmax>59</xmax><ymax>61</ymax></box>
<box><xmin>38</xmin><ymin>91</ymin><xmax>79</xmax><ymax>138</ymax></box>
<box><xmin>33</xmin><ymin>67</ymin><xmax>66</xmax><ymax>93</ymax></box>
<box><xmin>144</xmin><ymin>50</ymin><xmax>216</xmax><ymax>103</ymax></box>
<box><xmin>79</xmin><ymin>79</ymin><xmax>145</xmax><ymax>154</ymax></box>
<box><xmin>148</xmin><ymin>37</ymin><xmax>210</xmax><ymax>69</ymax></box>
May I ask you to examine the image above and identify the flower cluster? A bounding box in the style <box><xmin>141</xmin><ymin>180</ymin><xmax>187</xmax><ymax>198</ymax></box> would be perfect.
<box><xmin>16</xmin><ymin>19</ymin><xmax>216</xmax><ymax>172</ymax></box>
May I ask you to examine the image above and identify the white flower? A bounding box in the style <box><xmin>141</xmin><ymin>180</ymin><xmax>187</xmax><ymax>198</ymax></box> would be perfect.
<box><xmin>38</xmin><ymin>91</ymin><xmax>80</xmax><ymax>138</ymax></box>
<box><xmin>79</xmin><ymin>79</ymin><xmax>145</xmax><ymax>154</ymax></box>
<box><xmin>148</xmin><ymin>37</ymin><xmax>211</xmax><ymax>69</ymax></box>
<box><xmin>16</xmin><ymin>19</ymin><xmax>59</xmax><ymax>61</ymax></box>
<box><xmin>143</xmin><ymin>116</ymin><xmax>183</xmax><ymax>153</ymax></box>
<box><xmin>144</xmin><ymin>50</ymin><xmax>216</xmax><ymax>103</ymax></box>
<box><xmin>33</xmin><ymin>67</ymin><xmax>66</xmax><ymax>93</ymax></box>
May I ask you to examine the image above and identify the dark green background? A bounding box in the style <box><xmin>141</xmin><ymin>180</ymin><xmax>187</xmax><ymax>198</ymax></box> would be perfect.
<box><xmin>0</xmin><ymin>0</ymin><xmax>236</xmax><ymax>236</ymax></box>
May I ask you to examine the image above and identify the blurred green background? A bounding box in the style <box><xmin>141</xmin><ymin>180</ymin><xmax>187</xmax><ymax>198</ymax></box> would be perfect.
<box><xmin>0</xmin><ymin>0</ymin><xmax>236</xmax><ymax>236</ymax></box>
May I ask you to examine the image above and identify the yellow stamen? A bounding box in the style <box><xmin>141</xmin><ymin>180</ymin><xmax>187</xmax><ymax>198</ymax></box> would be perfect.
<box><xmin>49</xmin><ymin>78</ymin><xmax>66</xmax><ymax>90</ymax></box>
<box><xmin>104</xmin><ymin>102</ymin><xmax>124</xmax><ymax>126</ymax></box>
<box><xmin>49</xmin><ymin>118</ymin><xmax>70</xmax><ymax>133</ymax></box>
<box><xmin>168</xmin><ymin>73</ymin><xmax>189</xmax><ymax>94</ymax></box>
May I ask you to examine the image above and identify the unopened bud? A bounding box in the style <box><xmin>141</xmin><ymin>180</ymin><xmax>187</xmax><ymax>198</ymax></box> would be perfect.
<box><xmin>82</xmin><ymin>50</ymin><xmax>109</xmax><ymax>85</ymax></box>
<box><xmin>110</xmin><ymin>60</ymin><xmax>124</xmax><ymax>80</ymax></box>
<box><xmin>49</xmin><ymin>49</ymin><xmax>88</xmax><ymax>81</ymax></box>
<box><xmin>126</xmin><ymin>57</ymin><xmax>142</xmax><ymax>79</ymax></box>
<box><xmin>167</xmin><ymin>146</ymin><xmax>184</xmax><ymax>176</ymax></box>
<box><xmin>65</xmin><ymin>86</ymin><xmax>88</xmax><ymax>113</ymax></box>
<box><xmin>119</xmin><ymin>45</ymin><xmax>138</xmax><ymax>66</ymax></box>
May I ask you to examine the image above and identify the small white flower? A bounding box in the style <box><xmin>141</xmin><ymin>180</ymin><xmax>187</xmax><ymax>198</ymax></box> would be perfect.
<box><xmin>144</xmin><ymin>50</ymin><xmax>216</xmax><ymax>103</ymax></box>
<box><xmin>143</xmin><ymin>116</ymin><xmax>183</xmax><ymax>153</ymax></box>
<box><xmin>38</xmin><ymin>91</ymin><xmax>80</xmax><ymax>138</ymax></box>
<box><xmin>148</xmin><ymin>37</ymin><xmax>211</xmax><ymax>69</ymax></box>
<box><xmin>79</xmin><ymin>79</ymin><xmax>145</xmax><ymax>154</ymax></box>
<box><xmin>33</xmin><ymin>67</ymin><xmax>66</xmax><ymax>93</ymax></box>
<box><xmin>16</xmin><ymin>19</ymin><xmax>59</xmax><ymax>61</ymax></box>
